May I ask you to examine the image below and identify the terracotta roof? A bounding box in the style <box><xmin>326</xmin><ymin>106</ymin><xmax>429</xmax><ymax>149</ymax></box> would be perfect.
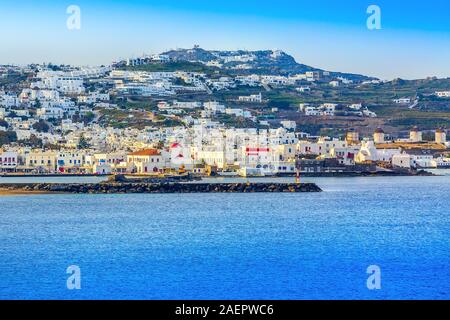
<box><xmin>128</xmin><ymin>149</ymin><xmax>160</xmax><ymax>156</ymax></box>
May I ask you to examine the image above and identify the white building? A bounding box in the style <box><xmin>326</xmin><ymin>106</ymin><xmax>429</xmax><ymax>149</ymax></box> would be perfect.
<box><xmin>37</xmin><ymin>107</ymin><xmax>64</xmax><ymax>120</ymax></box>
<box><xmin>393</xmin><ymin>98</ymin><xmax>411</xmax><ymax>104</ymax></box>
<box><xmin>203</xmin><ymin>101</ymin><xmax>225</xmax><ymax>114</ymax></box>
<box><xmin>435</xmin><ymin>91</ymin><xmax>450</xmax><ymax>98</ymax></box>
<box><xmin>296</xmin><ymin>86</ymin><xmax>311</xmax><ymax>93</ymax></box>
<box><xmin>56</xmin><ymin>151</ymin><xmax>86</xmax><ymax>172</ymax></box>
<box><xmin>238</xmin><ymin>93</ymin><xmax>262</xmax><ymax>103</ymax></box>
<box><xmin>329</xmin><ymin>80</ymin><xmax>340</xmax><ymax>87</ymax></box>
<box><xmin>297</xmin><ymin>138</ymin><xmax>347</xmax><ymax>157</ymax></box>
<box><xmin>0</xmin><ymin>151</ymin><xmax>18</xmax><ymax>171</ymax></box>
<box><xmin>280</xmin><ymin>120</ymin><xmax>296</xmax><ymax>131</ymax></box>
<box><xmin>356</xmin><ymin>141</ymin><xmax>401</xmax><ymax>163</ymax></box>
<box><xmin>392</xmin><ymin>153</ymin><xmax>412</xmax><ymax>169</ymax></box>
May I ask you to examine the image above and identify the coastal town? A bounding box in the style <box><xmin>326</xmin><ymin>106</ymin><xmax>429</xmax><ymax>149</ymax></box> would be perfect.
<box><xmin>1</xmin><ymin>48</ymin><xmax>449</xmax><ymax>177</ymax></box>
<box><xmin>2</xmin><ymin>1</ymin><xmax>450</xmax><ymax>305</ymax></box>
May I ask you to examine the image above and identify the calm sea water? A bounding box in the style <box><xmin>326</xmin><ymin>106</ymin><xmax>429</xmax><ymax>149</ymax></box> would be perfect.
<box><xmin>0</xmin><ymin>176</ymin><xmax>449</xmax><ymax>300</ymax></box>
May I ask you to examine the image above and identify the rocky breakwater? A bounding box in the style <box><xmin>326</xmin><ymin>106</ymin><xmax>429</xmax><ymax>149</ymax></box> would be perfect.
<box><xmin>0</xmin><ymin>182</ymin><xmax>322</xmax><ymax>194</ymax></box>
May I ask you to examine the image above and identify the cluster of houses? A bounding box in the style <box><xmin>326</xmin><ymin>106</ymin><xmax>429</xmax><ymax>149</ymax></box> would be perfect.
<box><xmin>1</xmin><ymin>125</ymin><xmax>448</xmax><ymax>176</ymax></box>
<box><xmin>110</xmin><ymin>70</ymin><xmax>208</xmax><ymax>96</ymax></box>
<box><xmin>393</xmin><ymin>91</ymin><xmax>450</xmax><ymax>107</ymax></box>
<box><xmin>435</xmin><ymin>91</ymin><xmax>450</xmax><ymax>98</ymax></box>
<box><xmin>299</xmin><ymin>103</ymin><xmax>377</xmax><ymax>117</ymax></box>
<box><xmin>1</xmin><ymin>61</ymin><xmax>449</xmax><ymax>177</ymax></box>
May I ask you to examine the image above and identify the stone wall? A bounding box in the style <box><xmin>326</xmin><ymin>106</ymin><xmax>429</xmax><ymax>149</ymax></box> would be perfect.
<box><xmin>0</xmin><ymin>182</ymin><xmax>322</xmax><ymax>194</ymax></box>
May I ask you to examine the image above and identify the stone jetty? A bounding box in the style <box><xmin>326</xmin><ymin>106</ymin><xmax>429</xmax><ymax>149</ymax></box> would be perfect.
<box><xmin>0</xmin><ymin>182</ymin><xmax>322</xmax><ymax>194</ymax></box>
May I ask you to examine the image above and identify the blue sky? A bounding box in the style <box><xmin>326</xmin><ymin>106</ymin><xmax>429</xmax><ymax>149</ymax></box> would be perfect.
<box><xmin>0</xmin><ymin>0</ymin><xmax>449</xmax><ymax>79</ymax></box>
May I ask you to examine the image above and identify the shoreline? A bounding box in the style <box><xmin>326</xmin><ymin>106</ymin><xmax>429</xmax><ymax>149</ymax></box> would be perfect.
<box><xmin>0</xmin><ymin>169</ymin><xmax>439</xmax><ymax>179</ymax></box>
<box><xmin>0</xmin><ymin>189</ymin><xmax>55</xmax><ymax>196</ymax></box>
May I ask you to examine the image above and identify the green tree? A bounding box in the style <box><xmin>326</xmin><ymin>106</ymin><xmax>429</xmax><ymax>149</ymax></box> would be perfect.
<box><xmin>32</xmin><ymin>120</ymin><xmax>50</xmax><ymax>133</ymax></box>
<box><xmin>78</xmin><ymin>134</ymin><xmax>90</xmax><ymax>149</ymax></box>
<box><xmin>18</xmin><ymin>134</ymin><xmax>43</xmax><ymax>148</ymax></box>
<box><xmin>0</xmin><ymin>131</ymin><xmax>17</xmax><ymax>146</ymax></box>
<box><xmin>34</xmin><ymin>99</ymin><xmax>42</xmax><ymax>109</ymax></box>
<box><xmin>83</xmin><ymin>112</ymin><xmax>95</xmax><ymax>124</ymax></box>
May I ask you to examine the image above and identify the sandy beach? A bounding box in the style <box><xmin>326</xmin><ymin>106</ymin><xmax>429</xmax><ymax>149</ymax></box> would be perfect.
<box><xmin>0</xmin><ymin>189</ymin><xmax>54</xmax><ymax>196</ymax></box>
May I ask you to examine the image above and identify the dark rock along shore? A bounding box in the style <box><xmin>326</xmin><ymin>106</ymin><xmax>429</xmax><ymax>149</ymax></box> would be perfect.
<box><xmin>0</xmin><ymin>182</ymin><xmax>322</xmax><ymax>194</ymax></box>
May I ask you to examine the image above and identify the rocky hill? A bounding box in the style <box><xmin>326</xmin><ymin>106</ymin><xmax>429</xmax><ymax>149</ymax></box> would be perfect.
<box><xmin>162</xmin><ymin>47</ymin><xmax>375</xmax><ymax>81</ymax></box>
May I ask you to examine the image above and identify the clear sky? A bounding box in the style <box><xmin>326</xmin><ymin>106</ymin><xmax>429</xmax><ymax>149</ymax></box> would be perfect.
<box><xmin>0</xmin><ymin>0</ymin><xmax>449</xmax><ymax>79</ymax></box>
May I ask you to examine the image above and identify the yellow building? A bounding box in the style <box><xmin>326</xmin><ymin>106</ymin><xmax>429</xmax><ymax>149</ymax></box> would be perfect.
<box><xmin>26</xmin><ymin>151</ymin><xmax>58</xmax><ymax>172</ymax></box>
<box><xmin>435</xmin><ymin>128</ymin><xmax>447</xmax><ymax>144</ymax></box>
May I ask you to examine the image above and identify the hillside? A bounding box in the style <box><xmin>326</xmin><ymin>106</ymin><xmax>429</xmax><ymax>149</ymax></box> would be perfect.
<box><xmin>162</xmin><ymin>47</ymin><xmax>374</xmax><ymax>81</ymax></box>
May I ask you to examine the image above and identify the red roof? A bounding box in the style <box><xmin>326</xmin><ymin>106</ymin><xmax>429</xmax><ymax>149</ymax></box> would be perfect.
<box><xmin>129</xmin><ymin>149</ymin><xmax>160</xmax><ymax>156</ymax></box>
<box><xmin>170</xmin><ymin>142</ymin><xmax>181</xmax><ymax>148</ymax></box>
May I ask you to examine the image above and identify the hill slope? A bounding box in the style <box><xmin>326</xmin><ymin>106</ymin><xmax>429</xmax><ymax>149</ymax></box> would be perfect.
<box><xmin>162</xmin><ymin>47</ymin><xmax>375</xmax><ymax>81</ymax></box>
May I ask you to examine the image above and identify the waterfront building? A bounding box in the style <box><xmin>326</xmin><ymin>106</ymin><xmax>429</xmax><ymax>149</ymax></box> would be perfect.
<box><xmin>93</xmin><ymin>162</ymin><xmax>112</xmax><ymax>174</ymax></box>
<box><xmin>169</xmin><ymin>142</ymin><xmax>193</xmax><ymax>170</ymax></box>
<box><xmin>329</xmin><ymin>145</ymin><xmax>360</xmax><ymax>166</ymax></box>
<box><xmin>56</xmin><ymin>151</ymin><xmax>86</xmax><ymax>173</ymax></box>
<box><xmin>405</xmin><ymin>149</ymin><xmax>434</xmax><ymax>168</ymax></box>
<box><xmin>392</xmin><ymin>153</ymin><xmax>412</xmax><ymax>169</ymax></box>
<box><xmin>192</xmin><ymin>146</ymin><xmax>227</xmax><ymax>170</ymax></box>
<box><xmin>126</xmin><ymin>149</ymin><xmax>164</xmax><ymax>174</ymax></box>
<box><xmin>25</xmin><ymin>151</ymin><xmax>58</xmax><ymax>172</ymax></box>
<box><xmin>431</xmin><ymin>157</ymin><xmax>450</xmax><ymax>168</ymax></box>
<box><xmin>0</xmin><ymin>151</ymin><xmax>18</xmax><ymax>172</ymax></box>
<box><xmin>355</xmin><ymin>141</ymin><xmax>401</xmax><ymax>163</ymax></box>
<box><xmin>297</xmin><ymin>138</ymin><xmax>347</xmax><ymax>157</ymax></box>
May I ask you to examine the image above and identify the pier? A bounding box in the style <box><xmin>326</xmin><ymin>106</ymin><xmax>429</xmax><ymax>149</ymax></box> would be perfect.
<box><xmin>0</xmin><ymin>182</ymin><xmax>322</xmax><ymax>194</ymax></box>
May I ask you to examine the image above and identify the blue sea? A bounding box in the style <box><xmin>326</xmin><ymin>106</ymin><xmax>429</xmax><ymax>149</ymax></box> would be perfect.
<box><xmin>0</xmin><ymin>176</ymin><xmax>449</xmax><ymax>300</ymax></box>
